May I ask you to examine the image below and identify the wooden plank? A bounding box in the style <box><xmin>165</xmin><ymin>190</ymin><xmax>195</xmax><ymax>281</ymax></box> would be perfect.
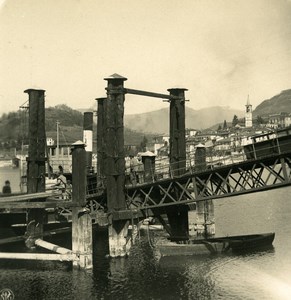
<box><xmin>0</xmin><ymin>252</ymin><xmax>76</xmax><ymax>261</ymax></box>
<box><xmin>0</xmin><ymin>236</ymin><xmax>25</xmax><ymax>245</ymax></box>
<box><xmin>35</xmin><ymin>239</ymin><xmax>72</xmax><ymax>254</ymax></box>
<box><xmin>0</xmin><ymin>227</ymin><xmax>72</xmax><ymax>246</ymax></box>
<box><xmin>0</xmin><ymin>201</ymin><xmax>76</xmax><ymax>209</ymax></box>
<box><xmin>0</xmin><ymin>192</ymin><xmax>52</xmax><ymax>203</ymax></box>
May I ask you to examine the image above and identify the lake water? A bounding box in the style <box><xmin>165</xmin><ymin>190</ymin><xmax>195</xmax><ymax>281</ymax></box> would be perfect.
<box><xmin>1</xmin><ymin>167</ymin><xmax>291</xmax><ymax>299</ymax></box>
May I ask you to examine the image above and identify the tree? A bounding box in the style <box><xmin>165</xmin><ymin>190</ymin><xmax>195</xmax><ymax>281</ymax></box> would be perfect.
<box><xmin>232</xmin><ymin>115</ymin><xmax>239</xmax><ymax>127</ymax></box>
<box><xmin>217</xmin><ymin>124</ymin><xmax>222</xmax><ymax>131</ymax></box>
<box><xmin>223</xmin><ymin>120</ymin><xmax>227</xmax><ymax>130</ymax></box>
<box><xmin>257</xmin><ymin>115</ymin><xmax>265</xmax><ymax>125</ymax></box>
<box><xmin>139</xmin><ymin>136</ymin><xmax>148</xmax><ymax>152</ymax></box>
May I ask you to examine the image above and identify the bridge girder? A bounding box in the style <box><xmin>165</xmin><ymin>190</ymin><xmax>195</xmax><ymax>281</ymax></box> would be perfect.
<box><xmin>125</xmin><ymin>154</ymin><xmax>291</xmax><ymax>211</ymax></box>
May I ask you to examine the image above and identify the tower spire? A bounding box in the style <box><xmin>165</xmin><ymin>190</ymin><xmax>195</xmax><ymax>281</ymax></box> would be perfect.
<box><xmin>246</xmin><ymin>94</ymin><xmax>250</xmax><ymax>106</ymax></box>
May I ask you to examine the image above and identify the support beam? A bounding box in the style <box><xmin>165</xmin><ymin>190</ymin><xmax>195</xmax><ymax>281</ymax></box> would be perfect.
<box><xmin>123</xmin><ymin>88</ymin><xmax>181</xmax><ymax>100</ymax></box>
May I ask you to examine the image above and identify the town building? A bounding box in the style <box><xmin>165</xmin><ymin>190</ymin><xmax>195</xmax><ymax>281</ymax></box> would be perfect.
<box><xmin>266</xmin><ymin>112</ymin><xmax>291</xmax><ymax>129</ymax></box>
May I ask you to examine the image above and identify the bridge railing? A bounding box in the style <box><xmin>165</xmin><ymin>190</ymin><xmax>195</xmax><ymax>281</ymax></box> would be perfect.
<box><xmin>124</xmin><ymin>136</ymin><xmax>291</xmax><ymax>187</ymax></box>
<box><xmin>124</xmin><ymin>150</ymin><xmax>246</xmax><ymax>186</ymax></box>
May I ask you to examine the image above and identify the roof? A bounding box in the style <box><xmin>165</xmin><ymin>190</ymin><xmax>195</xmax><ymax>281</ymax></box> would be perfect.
<box><xmin>104</xmin><ymin>73</ymin><xmax>127</xmax><ymax>81</ymax></box>
<box><xmin>141</xmin><ymin>151</ymin><xmax>156</xmax><ymax>157</ymax></box>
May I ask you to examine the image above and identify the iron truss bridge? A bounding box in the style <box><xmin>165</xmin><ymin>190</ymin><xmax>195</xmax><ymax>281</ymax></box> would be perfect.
<box><xmin>125</xmin><ymin>152</ymin><xmax>291</xmax><ymax>212</ymax></box>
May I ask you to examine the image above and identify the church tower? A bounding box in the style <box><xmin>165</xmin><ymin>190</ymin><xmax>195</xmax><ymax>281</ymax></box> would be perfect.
<box><xmin>245</xmin><ymin>95</ymin><xmax>252</xmax><ymax>128</ymax></box>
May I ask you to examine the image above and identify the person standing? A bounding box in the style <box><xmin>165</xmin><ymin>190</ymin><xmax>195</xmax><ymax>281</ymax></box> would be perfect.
<box><xmin>53</xmin><ymin>169</ymin><xmax>67</xmax><ymax>199</ymax></box>
<box><xmin>2</xmin><ymin>180</ymin><xmax>11</xmax><ymax>194</ymax></box>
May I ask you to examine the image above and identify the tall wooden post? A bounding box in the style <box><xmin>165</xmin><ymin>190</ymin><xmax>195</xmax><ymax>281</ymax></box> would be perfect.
<box><xmin>168</xmin><ymin>88</ymin><xmax>187</xmax><ymax>176</ymax></box>
<box><xmin>25</xmin><ymin>89</ymin><xmax>46</xmax><ymax>248</ymax></box>
<box><xmin>104</xmin><ymin>74</ymin><xmax>129</xmax><ymax>257</ymax></box>
<box><xmin>96</xmin><ymin>97</ymin><xmax>106</xmax><ymax>184</ymax></box>
<box><xmin>83</xmin><ymin>112</ymin><xmax>93</xmax><ymax>173</ymax></box>
<box><xmin>167</xmin><ymin>88</ymin><xmax>189</xmax><ymax>240</ymax></box>
<box><xmin>71</xmin><ymin>141</ymin><xmax>93</xmax><ymax>269</ymax></box>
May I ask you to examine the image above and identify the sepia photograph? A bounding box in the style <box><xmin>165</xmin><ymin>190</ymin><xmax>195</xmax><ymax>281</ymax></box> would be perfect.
<box><xmin>1</xmin><ymin>0</ymin><xmax>291</xmax><ymax>299</ymax></box>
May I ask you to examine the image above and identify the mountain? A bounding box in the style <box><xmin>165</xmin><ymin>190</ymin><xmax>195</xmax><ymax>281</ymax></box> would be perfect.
<box><xmin>124</xmin><ymin>106</ymin><xmax>244</xmax><ymax>134</ymax></box>
<box><xmin>253</xmin><ymin>89</ymin><xmax>291</xmax><ymax>117</ymax></box>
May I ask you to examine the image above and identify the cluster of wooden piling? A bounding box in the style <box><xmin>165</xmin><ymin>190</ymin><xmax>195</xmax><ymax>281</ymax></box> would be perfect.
<box><xmin>0</xmin><ymin>74</ymin><xmax>215</xmax><ymax>269</ymax></box>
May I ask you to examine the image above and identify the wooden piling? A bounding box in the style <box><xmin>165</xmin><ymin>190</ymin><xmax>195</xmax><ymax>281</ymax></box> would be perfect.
<box><xmin>71</xmin><ymin>141</ymin><xmax>93</xmax><ymax>269</ymax></box>
<box><xmin>104</xmin><ymin>74</ymin><xmax>129</xmax><ymax>257</ymax></box>
<box><xmin>24</xmin><ymin>89</ymin><xmax>47</xmax><ymax>249</ymax></box>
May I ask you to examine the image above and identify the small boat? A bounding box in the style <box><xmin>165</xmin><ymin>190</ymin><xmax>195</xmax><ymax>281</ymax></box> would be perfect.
<box><xmin>156</xmin><ymin>232</ymin><xmax>275</xmax><ymax>256</ymax></box>
<box><xmin>222</xmin><ymin>232</ymin><xmax>275</xmax><ymax>252</ymax></box>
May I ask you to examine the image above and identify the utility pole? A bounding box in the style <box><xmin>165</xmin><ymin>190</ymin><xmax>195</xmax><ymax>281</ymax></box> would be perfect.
<box><xmin>56</xmin><ymin>121</ymin><xmax>60</xmax><ymax>160</ymax></box>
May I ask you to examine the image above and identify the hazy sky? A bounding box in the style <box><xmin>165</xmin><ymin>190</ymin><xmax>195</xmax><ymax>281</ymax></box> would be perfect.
<box><xmin>1</xmin><ymin>0</ymin><xmax>291</xmax><ymax>116</ymax></box>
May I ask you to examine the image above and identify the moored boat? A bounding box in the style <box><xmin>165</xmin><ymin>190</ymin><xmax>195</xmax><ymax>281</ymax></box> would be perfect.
<box><xmin>156</xmin><ymin>232</ymin><xmax>275</xmax><ymax>256</ymax></box>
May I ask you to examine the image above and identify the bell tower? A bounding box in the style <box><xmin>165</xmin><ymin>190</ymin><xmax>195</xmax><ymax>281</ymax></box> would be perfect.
<box><xmin>245</xmin><ymin>95</ymin><xmax>252</xmax><ymax>128</ymax></box>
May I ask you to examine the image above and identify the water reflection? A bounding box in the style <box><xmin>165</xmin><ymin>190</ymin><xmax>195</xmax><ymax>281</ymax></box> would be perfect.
<box><xmin>0</xmin><ymin>184</ymin><xmax>291</xmax><ymax>299</ymax></box>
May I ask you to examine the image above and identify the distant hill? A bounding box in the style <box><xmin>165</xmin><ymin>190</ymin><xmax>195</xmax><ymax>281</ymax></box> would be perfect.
<box><xmin>253</xmin><ymin>89</ymin><xmax>291</xmax><ymax>117</ymax></box>
<box><xmin>2</xmin><ymin>87</ymin><xmax>291</xmax><ymax>152</ymax></box>
<box><xmin>125</xmin><ymin>106</ymin><xmax>244</xmax><ymax>134</ymax></box>
<box><xmin>0</xmin><ymin>104</ymin><xmax>153</xmax><ymax>149</ymax></box>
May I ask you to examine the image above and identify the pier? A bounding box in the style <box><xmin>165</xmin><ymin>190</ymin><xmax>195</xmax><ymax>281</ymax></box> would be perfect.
<box><xmin>1</xmin><ymin>74</ymin><xmax>291</xmax><ymax>269</ymax></box>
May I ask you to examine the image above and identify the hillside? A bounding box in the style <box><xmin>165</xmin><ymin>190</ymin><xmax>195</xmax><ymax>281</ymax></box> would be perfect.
<box><xmin>125</xmin><ymin>106</ymin><xmax>244</xmax><ymax>134</ymax></box>
<box><xmin>253</xmin><ymin>89</ymin><xmax>291</xmax><ymax>116</ymax></box>
<box><xmin>0</xmin><ymin>105</ymin><xmax>154</xmax><ymax>149</ymax></box>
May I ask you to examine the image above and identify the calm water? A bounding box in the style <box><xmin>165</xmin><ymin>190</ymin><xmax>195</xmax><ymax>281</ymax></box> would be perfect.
<box><xmin>1</xmin><ymin>167</ymin><xmax>291</xmax><ymax>299</ymax></box>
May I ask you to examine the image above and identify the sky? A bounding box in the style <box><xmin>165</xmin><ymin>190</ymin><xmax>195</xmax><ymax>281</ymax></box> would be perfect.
<box><xmin>1</xmin><ymin>0</ymin><xmax>291</xmax><ymax>116</ymax></box>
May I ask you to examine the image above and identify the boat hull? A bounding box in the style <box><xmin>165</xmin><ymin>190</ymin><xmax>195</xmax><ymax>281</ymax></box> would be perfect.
<box><xmin>156</xmin><ymin>233</ymin><xmax>275</xmax><ymax>256</ymax></box>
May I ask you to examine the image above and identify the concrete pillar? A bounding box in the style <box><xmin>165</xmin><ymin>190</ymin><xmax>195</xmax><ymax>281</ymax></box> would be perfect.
<box><xmin>71</xmin><ymin>141</ymin><xmax>93</xmax><ymax>269</ymax></box>
<box><xmin>195</xmin><ymin>200</ymin><xmax>215</xmax><ymax>238</ymax></box>
<box><xmin>104</xmin><ymin>74</ymin><xmax>129</xmax><ymax>257</ymax></box>
<box><xmin>194</xmin><ymin>144</ymin><xmax>215</xmax><ymax>237</ymax></box>
<box><xmin>83</xmin><ymin>112</ymin><xmax>93</xmax><ymax>174</ymax></box>
<box><xmin>24</xmin><ymin>88</ymin><xmax>46</xmax><ymax>249</ymax></box>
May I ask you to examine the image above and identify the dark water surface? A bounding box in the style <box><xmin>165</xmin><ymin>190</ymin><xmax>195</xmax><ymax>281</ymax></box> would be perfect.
<box><xmin>1</xmin><ymin>167</ymin><xmax>291</xmax><ymax>299</ymax></box>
